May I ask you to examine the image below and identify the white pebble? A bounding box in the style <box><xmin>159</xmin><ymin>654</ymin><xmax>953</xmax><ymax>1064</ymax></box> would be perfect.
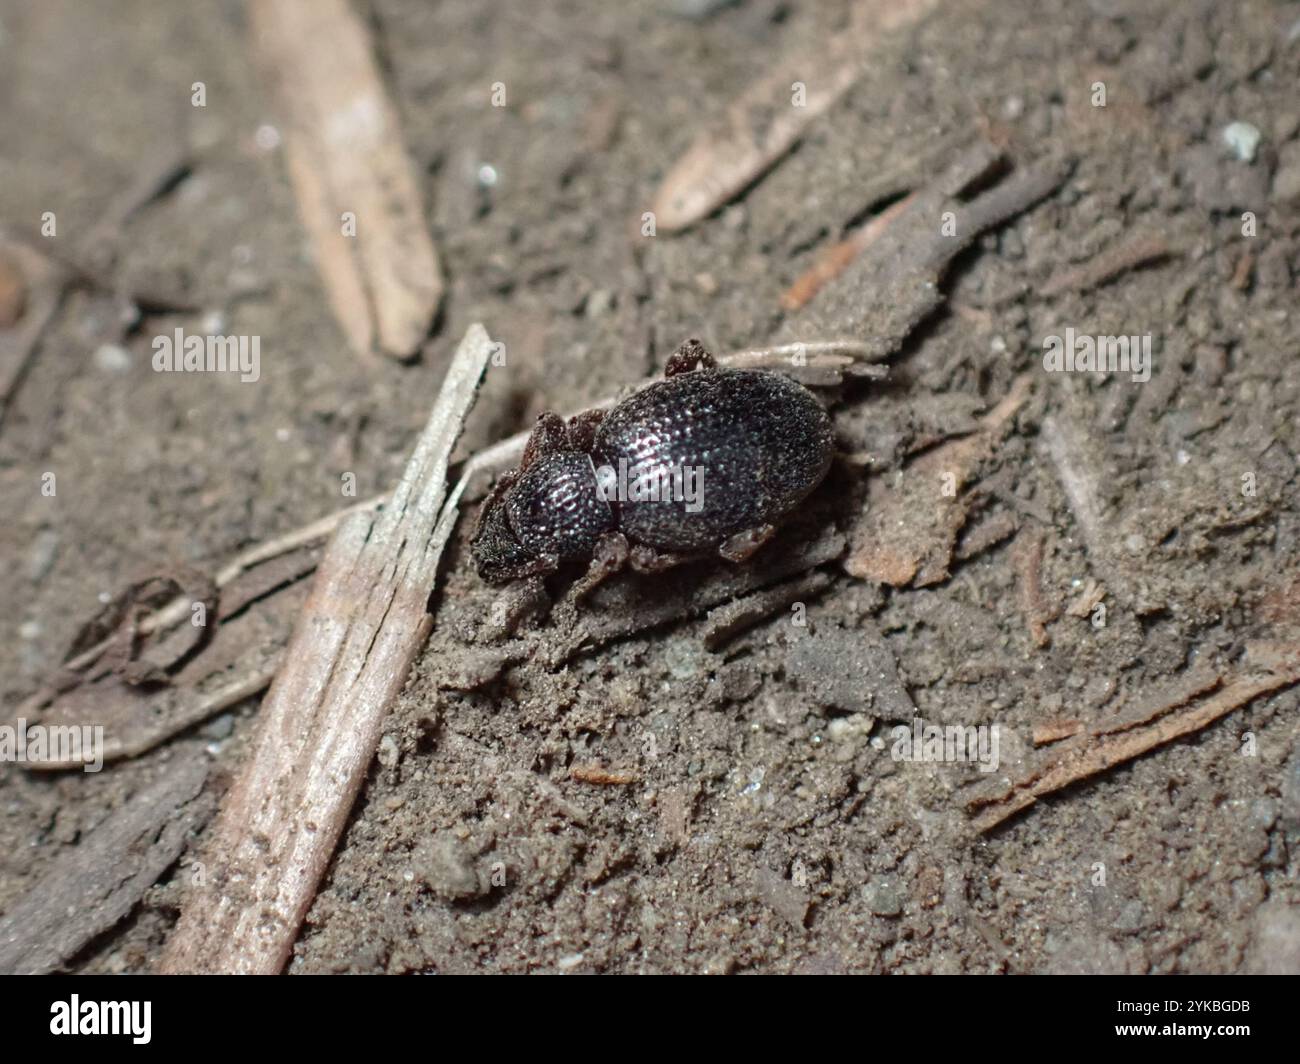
<box><xmin>1222</xmin><ymin>121</ymin><xmax>1261</xmax><ymax>163</ymax></box>
<box><xmin>93</xmin><ymin>344</ymin><xmax>132</xmax><ymax>373</ymax></box>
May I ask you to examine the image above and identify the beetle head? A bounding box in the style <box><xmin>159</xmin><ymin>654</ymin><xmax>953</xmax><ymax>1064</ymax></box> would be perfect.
<box><xmin>472</xmin><ymin>451</ymin><xmax>615</xmax><ymax>583</ymax></box>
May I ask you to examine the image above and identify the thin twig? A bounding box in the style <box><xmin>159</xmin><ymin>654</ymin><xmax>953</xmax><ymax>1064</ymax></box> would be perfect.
<box><xmin>971</xmin><ymin>649</ymin><xmax>1300</xmax><ymax>833</ymax></box>
<box><xmin>1041</xmin><ymin>231</ymin><xmax>1170</xmax><ymax>296</ymax></box>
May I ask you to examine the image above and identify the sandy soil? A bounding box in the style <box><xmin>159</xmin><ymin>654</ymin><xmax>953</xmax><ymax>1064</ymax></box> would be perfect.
<box><xmin>1</xmin><ymin>0</ymin><xmax>1299</xmax><ymax>974</ymax></box>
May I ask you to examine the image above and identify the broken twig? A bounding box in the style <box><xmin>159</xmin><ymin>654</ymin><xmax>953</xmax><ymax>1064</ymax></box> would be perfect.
<box><xmin>159</xmin><ymin>324</ymin><xmax>492</xmax><ymax>973</ymax></box>
<box><xmin>249</xmin><ymin>0</ymin><xmax>443</xmax><ymax>359</ymax></box>
<box><xmin>971</xmin><ymin>649</ymin><xmax>1300</xmax><ymax>833</ymax></box>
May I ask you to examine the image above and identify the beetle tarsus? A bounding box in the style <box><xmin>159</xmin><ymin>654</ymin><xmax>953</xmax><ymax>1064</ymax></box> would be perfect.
<box><xmin>719</xmin><ymin>523</ymin><xmax>776</xmax><ymax>563</ymax></box>
<box><xmin>483</xmin><ymin>574</ymin><xmax>551</xmax><ymax>640</ymax></box>
<box><xmin>628</xmin><ymin>542</ymin><xmax>696</xmax><ymax>573</ymax></box>
<box><xmin>569</xmin><ymin>531</ymin><xmax>630</xmax><ymax>602</ymax></box>
<box><xmin>520</xmin><ymin>412</ymin><xmax>569</xmax><ymax>470</ymax></box>
<box><xmin>664</xmin><ymin>338</ymin><xmax>717</xmax><ymax>377</ymax></box>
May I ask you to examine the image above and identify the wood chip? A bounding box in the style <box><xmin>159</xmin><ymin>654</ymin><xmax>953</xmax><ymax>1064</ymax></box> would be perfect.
<box><xmin>159</xmin><ymin>324</ymin><xmax>492</xmax><ymax>974</ymax></box>
<box><xmin>1011</xmin><ymin>528</ymin><xmax>1051</xmax><ymax>647</ymax></box>
<box><xmin>249</xmin><ymin>0</ymin><xmax>443</xmax><ymax>359</ymax></box>
<box><xmin>570</xmin><ymin>764</ymin><xmax>639</xmax><ymax>786</ymax></box>
<box><xmin>1064</xmin><ymin>578</ymin><xmax>1106</xmax><ymax>619</ymax></box>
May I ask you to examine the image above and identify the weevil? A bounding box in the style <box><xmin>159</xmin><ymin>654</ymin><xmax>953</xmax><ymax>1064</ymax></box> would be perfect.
<box><xmin>471</xmin><ymin>339</ymin><xmax>834</xmax><ymax>618</ymax></box>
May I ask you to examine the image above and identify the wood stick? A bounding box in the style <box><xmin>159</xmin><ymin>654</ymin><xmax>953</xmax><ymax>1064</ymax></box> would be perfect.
<box><xmin>1041</xmin><ymin>231</ymin><xmax>1170</xmax><ymax>296</ymax></box>
<box><xmin>0</xmin><ymin>239</ymin><xmax>68</xmax><ymax>429</ymax></box>
<box><xmin>0</xmin><ymin>752</ymin><xmax>212</xmax><ymax>974</ymax></box>
<box><xmin>971</xmin><ymin>651</ymin><xmax>1300</xmax><ymax>833</ymax></box>
<box><xmin>248</xmin><ymin>0</ymin><xmax>443</xmax><ymax>360</ymax></box>
<box><xmin>159</xmin><ymin>324</ymin><xmax>493</xmax><ymax>973</ymax></box>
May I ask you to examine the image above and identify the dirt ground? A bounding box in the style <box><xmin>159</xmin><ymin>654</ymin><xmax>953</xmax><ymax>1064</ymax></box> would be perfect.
<box><xmin>2</xmin><ymin>0</ymin><xmax>1300</xmax><ymax>974</ymax></box>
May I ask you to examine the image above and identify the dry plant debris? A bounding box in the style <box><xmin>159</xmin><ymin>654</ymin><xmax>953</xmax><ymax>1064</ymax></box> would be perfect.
<box><xmin>970</xmin><ymin>646</ymin><xmax>1300</xmax><ymax>834</ymax></box>
<box><xmin>1040</xmin><ymin>230</ymin><xmax>1172</xmax><ymax>296</ymax></box>
<box><xmin>787</xmin><ymin>146</ymin><xmax>1073</xmax><ymax>361</ymax></box>
<box><xmin>248</xmin><ymin>0</ymin><xmax>443</xmax><ymax>360</ymax></box>
<box><xmin>0</xmin><ymin>238</ymin><xmax>67</xmax><ymax>429</ymax></box>
<box><xmin>844</xmin><ymin>375</ymin><xmax>1033</xmax><ymax>586</ymax></box>
<box><xmin>1011</xmin><ymin>528</ymin><xmax>1053</xmax><ymax>648</ymax></box>
<box><xmin>159</xmin><ymin>324</ymin><xmax>492</xmax><ymax>974</ymax></box>
<box><xmin>651</xmin><ymin>0</ymin><xmax>941</xmax><ymax>231</ymax></box>
<box><xmin>0</xmin><ymin>753</ymin><xmax>212</xmax><ymax>975</ymax></box>
<box><xmin>781</xmin><ymin>192</ymin><xmax>917</xmax><ymax>311</ymax></box>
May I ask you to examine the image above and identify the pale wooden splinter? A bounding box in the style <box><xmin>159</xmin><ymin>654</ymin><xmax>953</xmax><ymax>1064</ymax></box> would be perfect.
<box><xmin>159</xmin><ymin>325</ymin><xmax>493</xmax><ymax>974</ymax></box>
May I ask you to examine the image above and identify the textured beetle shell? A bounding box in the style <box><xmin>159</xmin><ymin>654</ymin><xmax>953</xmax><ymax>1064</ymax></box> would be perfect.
<box><xmin>592</xmin><ymin>368</ymin><xmax>833</xmax><ymax>552</ymax></box>
<box><xmin>505</xmin><ymin>451</ymin><xmax>614</xmax><ymax>561</ymax></box>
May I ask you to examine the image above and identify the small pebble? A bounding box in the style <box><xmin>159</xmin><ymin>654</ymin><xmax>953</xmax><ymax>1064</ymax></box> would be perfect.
<box><xmin>27</xmin><ymin>528</ymin><xmax>59</xmax><ymax>582</ymax></box>
<box><xmin>1221</xmin><ymin>121</ymin><xmax>1262</xmax><ymax>163</ymax></box>
<box><xmin>415</xmin><ymin>833</ymin><xmax>482</xmax><ymax>900</ymax></box>
<box><xmin>201</xmin><ymin>713</ymin><xmax>235</xmax><ymax>740</ymax></box>
<box><xmin>584</xmin><ymin>288</ymin><xmax>613</xmax><ymax>319</ymax></box>
<box><xmin>664</xmin><ymin>640</ymin><xmax>702</xmax><ymax>681</ymax></box>
<box><xmin>863</xmin><ymin>876</ymin><xmax>904</xmax><ymax>917</ymax></box>
<box><xmin>93</xmin><ymin>344</ymin><xmax>132</xmax><ymax>373</ymax></box>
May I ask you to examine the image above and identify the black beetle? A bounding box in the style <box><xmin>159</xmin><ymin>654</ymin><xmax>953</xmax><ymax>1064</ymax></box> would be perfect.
<box><xmin>471</xmin><ymin>339</ymin><xmax>833</xmax><ymax>602</ymax></box>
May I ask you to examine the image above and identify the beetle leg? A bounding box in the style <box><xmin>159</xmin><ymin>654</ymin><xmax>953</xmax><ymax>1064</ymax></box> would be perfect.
<box><xmin>628</xmin><ymin>542</ymin><xmax>696</xmax><ymax>573</ymax></box>
<box><xmin>566</xmin><ymin>408</ymin><xmax>606</xmax><ymax>453</ymax></box>
<box><xmin>568</xmin><ymin>531</ymin><xmax>630</xmax><ymax>603</ymax></box>
<box><xmin>718</xmin><ymin>523</ymin><xmax>776</xmax><ymax>563</ymax></box>
<box><xmin>483</xmin><ymin>574</ymin><xmax>552</xmax><ymax>640</ymax></box>
<box><xmin>664</xmin><ymin>337</ymin><xmax>717</xmax><ymax>377</ymax></box>
<box><xmin>520</xmin><ymin>412</ymin><xmax>570</xmax><ymax>470</ymax></box>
